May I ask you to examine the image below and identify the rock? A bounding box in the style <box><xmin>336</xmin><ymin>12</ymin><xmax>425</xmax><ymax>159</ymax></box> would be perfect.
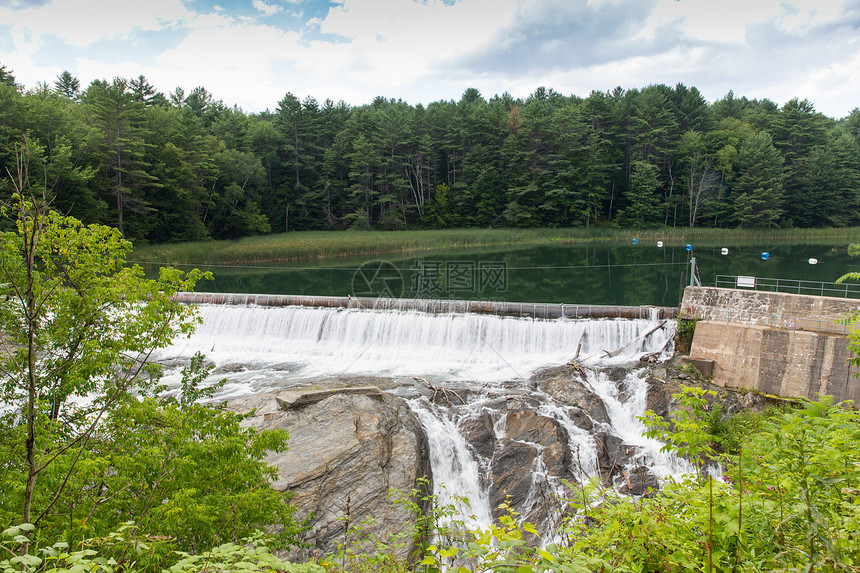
<box><xmin>645</xmin><ymin>377</ymin><xmax>670</xmax><ymax>418</ymax></box>
<box><xmin>488</xmin><ymin>411</ymin><xmax>573</xmax><ymax>535</ymax></box>
<box><xmin>503</xmin><ymin>410</ymin><xmax>570</xmax><ymax>476</ymax></box>
<box><xmin>594</xmin><ymin>432</ymin><xmax>638</xmax><ymax>485</ymax></box>
<box><xmin>566</xmin><ymin>406</ymin><xmax>594</xmax><ymax>432</ymax></box>
<box><xmin>531</xmin><ymin>366</ymin><xmax>610</xmax><ymax>426</ymax></box>
<box><xmin>229</xmin><ymin>392</ymin><xmax>284</xmax><ymax>419</ymax></box>
<box><xmin>617</xmin><ymin>465</ymin><xmax>659</xmax><ymax>497</ymax></box>
<box><xmin>275</xmin><ymin>386</ymin><xmax>383</xmax><ymax>410</ymax></box>
<box><xmin>212</xmin><ymin>362</ymin><xmax>247</xmax><ymax>374</ymax></box>
<box><xmin>245</xmin><ymin>391</ymin><xmax>431</xmax><ymax>561</ymax></box>
<box><xmin>489</xmin><ymin>439</ymin><xmax>538</xmax><ymax>515</ymax></box>
<box><xmin>605</xmin><ymin>367</ymin><xmax>629</xmax><ymax>383</ymax></box>
<box><xmin>458</xmin><ymin>413</ymin><xmax>497</xmax><ymax>459</ymax></box>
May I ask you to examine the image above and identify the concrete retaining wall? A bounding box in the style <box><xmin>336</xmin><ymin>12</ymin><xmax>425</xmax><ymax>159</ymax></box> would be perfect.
<box><xmin>689</xmin><ymin>321</ymin><xmax>860</xmax><ymax>403</ymax></box>
<box><xmin>681</xmin><ymin>286</ymin><xmax>860</xmax><ymax>335</ymax></box>
<box><xmin>682</xmin><ymin>287</ymin><xmax>860</xmax><ymax>404</ymax></box>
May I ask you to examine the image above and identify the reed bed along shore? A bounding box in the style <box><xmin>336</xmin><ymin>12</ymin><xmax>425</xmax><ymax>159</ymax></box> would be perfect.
<box><xmin>130</xmin><ymin>227</ymin><xmax>860</xmax><ymax>266</ymax></box>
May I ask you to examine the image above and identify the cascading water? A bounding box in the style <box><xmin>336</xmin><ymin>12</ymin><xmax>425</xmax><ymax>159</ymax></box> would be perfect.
<box><xmin>160</xmin><ymin>303</ymin><xmax>686</xmax><ymax>535</ymax></box>
<box><xmin>409</xmin><ymin>402</ymin><xmax>494</xmax><ymax>530</ymax></box>
<box><xmin>164</xmin><ymin>304</ymin><xmax>667</xmax><ymax>382</ymax></box>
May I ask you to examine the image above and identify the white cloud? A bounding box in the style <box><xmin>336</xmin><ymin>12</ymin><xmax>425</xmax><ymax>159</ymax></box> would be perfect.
<box><xmin>253</xmin><ymin>0</ymin><xmax>282</xmax><ymax>16</ymax></box>
<box><xmin>152</xmin><ymin>19</ymin><xmax>304</xmax><ymax>109</ymax></box>
<box><xmin>306</xmin><ymin>0</ymin><xmax>516</xmax><ymax>88</ymax></box>
<box><xmin>1</xmin><ymin>0</ymin><xmax>191</xmax><ymax>48</ymax></box>
<box><xmin>1</xmin><ymin>0</ymin><xmax>858</xmax><ymax>118</ymax></box>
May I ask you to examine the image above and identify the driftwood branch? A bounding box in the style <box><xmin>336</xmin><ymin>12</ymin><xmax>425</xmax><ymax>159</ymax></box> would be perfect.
<box><xmin>603</xmin><ymin>320</ymin><xmax>668</xmax><ymax>358</ymax></box>
<box><xmin>640</xmin><ymin>337</ymin><xmax>673</xmax><ymax>363</ymax></box>
<box><xmin>566</xmin><ymin>335</ymin><xmax>588</xmax><ymax>378</ymax></box>
<box><xmin>414</xmin><ymin>376</ymin><xmax>466</xmax><ymax>406</ymax></box>
<box><xmin>566</xmin><ymin>359</ymin><xmax>587</xmax><ymax>378</ymax></box>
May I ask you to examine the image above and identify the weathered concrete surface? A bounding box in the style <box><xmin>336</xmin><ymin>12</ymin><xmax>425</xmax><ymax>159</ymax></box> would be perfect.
<box><xmin>681</xmin><ymin>286</ymin><xmax>860</xmax><ymax>335</ymax></box>
<box><xmin>689</xmin><ymin>321</ymin><xmax>859</xmax><ymax>402</ymax></box>
<box><xmin>682</xmin><ymin>287</ymin><xmax>860</xmax><ymax>403</ymax></box>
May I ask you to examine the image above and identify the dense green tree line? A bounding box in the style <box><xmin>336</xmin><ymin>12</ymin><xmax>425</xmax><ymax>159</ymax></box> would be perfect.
<box><xmin>2</xmin><ymin>63</ymin><xmax>859</xmax><ymax>243</ymax></box>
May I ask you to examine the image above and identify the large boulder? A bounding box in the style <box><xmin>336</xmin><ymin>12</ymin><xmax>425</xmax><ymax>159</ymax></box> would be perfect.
<box><xmin>488</xmin><ymin>410</ymin><xmax>573</xmax><ymax>533</ymax></box>
<box><xmin>532</xmin><ymin>366</ymin><xmax>610</xmax><ymax>427</ymax></box>
<box><xmin>236</xmin><ymin>388</ymin><xmax>431</xmax><ymax>560</ymax></box>
<box><xmin>617</xmin><ymin>465</ymin><xmax>660</xmax><ymax>497</ymax></box>
<box><xmin>489</xmin><ymin>439</ymin><xmax>538</xmax><ymax>516</ymax></box>
<box><xmin>503</xmin><ymin>410</ymin><xmax>570</xmax><ymax>476</ymax></box>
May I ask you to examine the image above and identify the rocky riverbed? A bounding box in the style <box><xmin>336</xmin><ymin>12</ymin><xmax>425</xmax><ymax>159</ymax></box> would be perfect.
<box><xmin>225</xmin><ymin>354</ymin><xmax>772</xmax><ymax>557</ymax></box>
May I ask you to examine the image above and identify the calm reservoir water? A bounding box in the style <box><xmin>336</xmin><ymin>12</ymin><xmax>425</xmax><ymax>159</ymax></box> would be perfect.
<box><xmin>157</xmin><ymin>242</ymin><xmax>858</xmax><ymax>307</ymax></box>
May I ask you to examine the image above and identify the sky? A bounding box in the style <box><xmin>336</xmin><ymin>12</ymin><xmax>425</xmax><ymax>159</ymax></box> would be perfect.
<box><xmin>1</xmin><ymin>0</ymin><xmax>859</xmax><ymax>118</ymax></box>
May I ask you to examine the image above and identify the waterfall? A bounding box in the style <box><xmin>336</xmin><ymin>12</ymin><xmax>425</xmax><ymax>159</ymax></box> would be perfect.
<box><xmin>160</xmin><ymin>303</ymin><xmax>684</xmax><ymax>534</ymax></box>
<box><xmin>163</xmin><ymin>304</ymin><xmax>673</xmax><ymax>384</ymax></box>
<box><xmin>409</xmin><ymin>401</ymin><xmax>494</xmax><ymax>530</ymax></box>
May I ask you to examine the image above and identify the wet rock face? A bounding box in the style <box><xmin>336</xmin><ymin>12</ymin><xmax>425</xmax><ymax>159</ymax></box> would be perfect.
<box><xmin>458</xmin><ymin>412</ymin><xmax>496</xmax><ymax>459</ymax></box>
<box><xmin>503</xmin><ymin>410</ymin><xmax>571</xmax><ymax>475</ymax></box>
<box><xmin>594</xmin><ymin>432</ymin><xmax>643</xmax><ymax>486</ymax></box>
<box><xmin>645</xmin><ymin>375</ymin><xmax>671</xmax><ymax>419</ymax></box>
<box><xmin>532</xmin><ymin>366</ymin><xmax>611</xmax><ymax>426</ymax></box>
<box><xmin>487</xmin><ymin>409</ymin><xmax>574</xmax><ymax>530</ymax></box>
<box><xmin>489</xmin><ymin>439</ymin><xmax>539</xmax><ymax>513</ymax></box>
<box><xmin>233</xmin><ymin>390</ymin><xmax>431</xmax><ymax>561</ymax></box>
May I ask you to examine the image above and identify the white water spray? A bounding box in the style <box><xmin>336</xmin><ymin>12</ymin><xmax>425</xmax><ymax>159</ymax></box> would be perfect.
<box><xmin>161</xmin><ymin>303</ymin><xmax>685</xmax><ymax>533</ymax></box>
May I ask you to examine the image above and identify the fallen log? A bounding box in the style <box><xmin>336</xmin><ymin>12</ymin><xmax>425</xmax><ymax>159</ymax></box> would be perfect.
<box><xmin>603</xmin><ymin>320</ymin><xmax>668</xmax><ymax>358</ymax></box>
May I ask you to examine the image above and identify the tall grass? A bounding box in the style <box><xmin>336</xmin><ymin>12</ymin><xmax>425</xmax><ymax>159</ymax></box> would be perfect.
<box><xmin>130</xmin><ymin>227</ymin><xmax>860</xmax><ymax>265</ymax></box>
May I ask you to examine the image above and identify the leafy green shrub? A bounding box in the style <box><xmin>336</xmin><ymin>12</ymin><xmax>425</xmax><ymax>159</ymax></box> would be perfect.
<box><xmin>0</xmin><ymin>524</ymin><xmax>322</xmax><ymax>573</ymax></box>
<box><xmin>5</xmin><ymin>356</ymin><xmax>302</xmax><ymax>557</ymax></box>
<box><xmin>0</xmin><ymin>196</ymin><xmax>302</xmax><ymax>562</ymax></box>
<box><xmin>675</xmin><ymin>316</ymin><xmax>698</xmax><ymax>353</ymax></box>
<box><xmin>562</xmin><ymin>393</ymin><xmax>860</xmax><ymax>572</ymax></box>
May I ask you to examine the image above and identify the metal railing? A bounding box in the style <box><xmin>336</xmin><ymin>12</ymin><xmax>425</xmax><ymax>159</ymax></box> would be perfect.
<box><xmin>714</xmin><ymin>275</ymin><xmax>860</xmax><ymax>299</ymax></box>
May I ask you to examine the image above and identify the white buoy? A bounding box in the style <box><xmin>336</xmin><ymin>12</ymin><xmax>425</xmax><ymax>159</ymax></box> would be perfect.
<box><xmin>721</xmin><ymin>248</ymin><xmax>729</xmax><ymax>255</ymax></box>
<box><xmin>657</xmin><ymin>241</ymin><xmax>663</xmax><ymax>248</ymax></box>
<box><xmin>808</xmin><ymin>258</ymin><xmax>818</xmax><ymax>265</ymax></box>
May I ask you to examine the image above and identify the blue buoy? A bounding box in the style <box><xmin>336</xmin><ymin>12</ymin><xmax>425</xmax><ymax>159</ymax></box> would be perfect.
<box><xmin>686</xmin><ymin>244</ymin><xmax>692</xmax><ymax>251</ymax></box>
<box><xmin>632</xmin><ymin>238</ymin><xmax>638</xmax><ymax>245</ymax></box>
<box><xmin>761</xmin><ymin>252</ymin><xmax>769</xmax><ymax>260</ymax></box>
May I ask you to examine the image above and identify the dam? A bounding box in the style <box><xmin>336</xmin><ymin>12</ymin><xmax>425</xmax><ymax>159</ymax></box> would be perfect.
<box><xmin>165</xmin><ymin>293</ymin><xmax>676</xmax><ymax>386</ymax></box>
<box><xmin>159</xmin><ymin>294</ymin><xmax>684</xmax><ymax>545</ymax></box>
<box><xmin>162</xmin><ymin>284</ymin><xmax>860</xmax><ymax>553</ymax></box>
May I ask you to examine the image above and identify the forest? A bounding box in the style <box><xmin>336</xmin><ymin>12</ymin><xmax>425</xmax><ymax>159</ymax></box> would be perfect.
<box><xmin>1</xmin><ymin>62</ymin><xmax>860</xmax><ymax>245</ymax></box>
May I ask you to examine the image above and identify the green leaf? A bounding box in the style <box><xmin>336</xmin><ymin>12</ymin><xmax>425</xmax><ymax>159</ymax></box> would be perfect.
<box><xmin>9</xmin><ymin>554</ymin><xmax>41</xmax><ymax>567</ymax></box>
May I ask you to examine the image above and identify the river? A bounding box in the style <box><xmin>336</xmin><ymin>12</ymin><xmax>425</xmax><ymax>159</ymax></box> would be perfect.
<box><xmin>155</xmin><ymin>241</ymin><xmax>856</xmax><ymax>307</ymax></box>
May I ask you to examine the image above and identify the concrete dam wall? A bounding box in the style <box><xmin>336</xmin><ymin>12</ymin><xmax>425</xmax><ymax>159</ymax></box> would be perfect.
<box><xmin>680</xmin><ymin>286</ymin><xmax>860</xmax><ymax>404</ymax></box>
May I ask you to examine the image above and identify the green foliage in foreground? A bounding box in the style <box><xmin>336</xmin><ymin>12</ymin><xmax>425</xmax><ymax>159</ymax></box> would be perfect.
<box><xmin>0</xmin><ymin>525</ymin><xmax>322</xmax><ymax>573</ymax></box>
<box><xmin>2</xmin><ymin>395</ymin><xmax>858</xmax><ymax>572</ymax></box>
<box><xmin>0</xmin><ymin>175</ymin><xmax>303</xmax><ymax>568</ymax></box>
<box><xmin>334</xmin><ymin>394</ymin><xmax>859</xmax><ymax>573</ymax></box>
